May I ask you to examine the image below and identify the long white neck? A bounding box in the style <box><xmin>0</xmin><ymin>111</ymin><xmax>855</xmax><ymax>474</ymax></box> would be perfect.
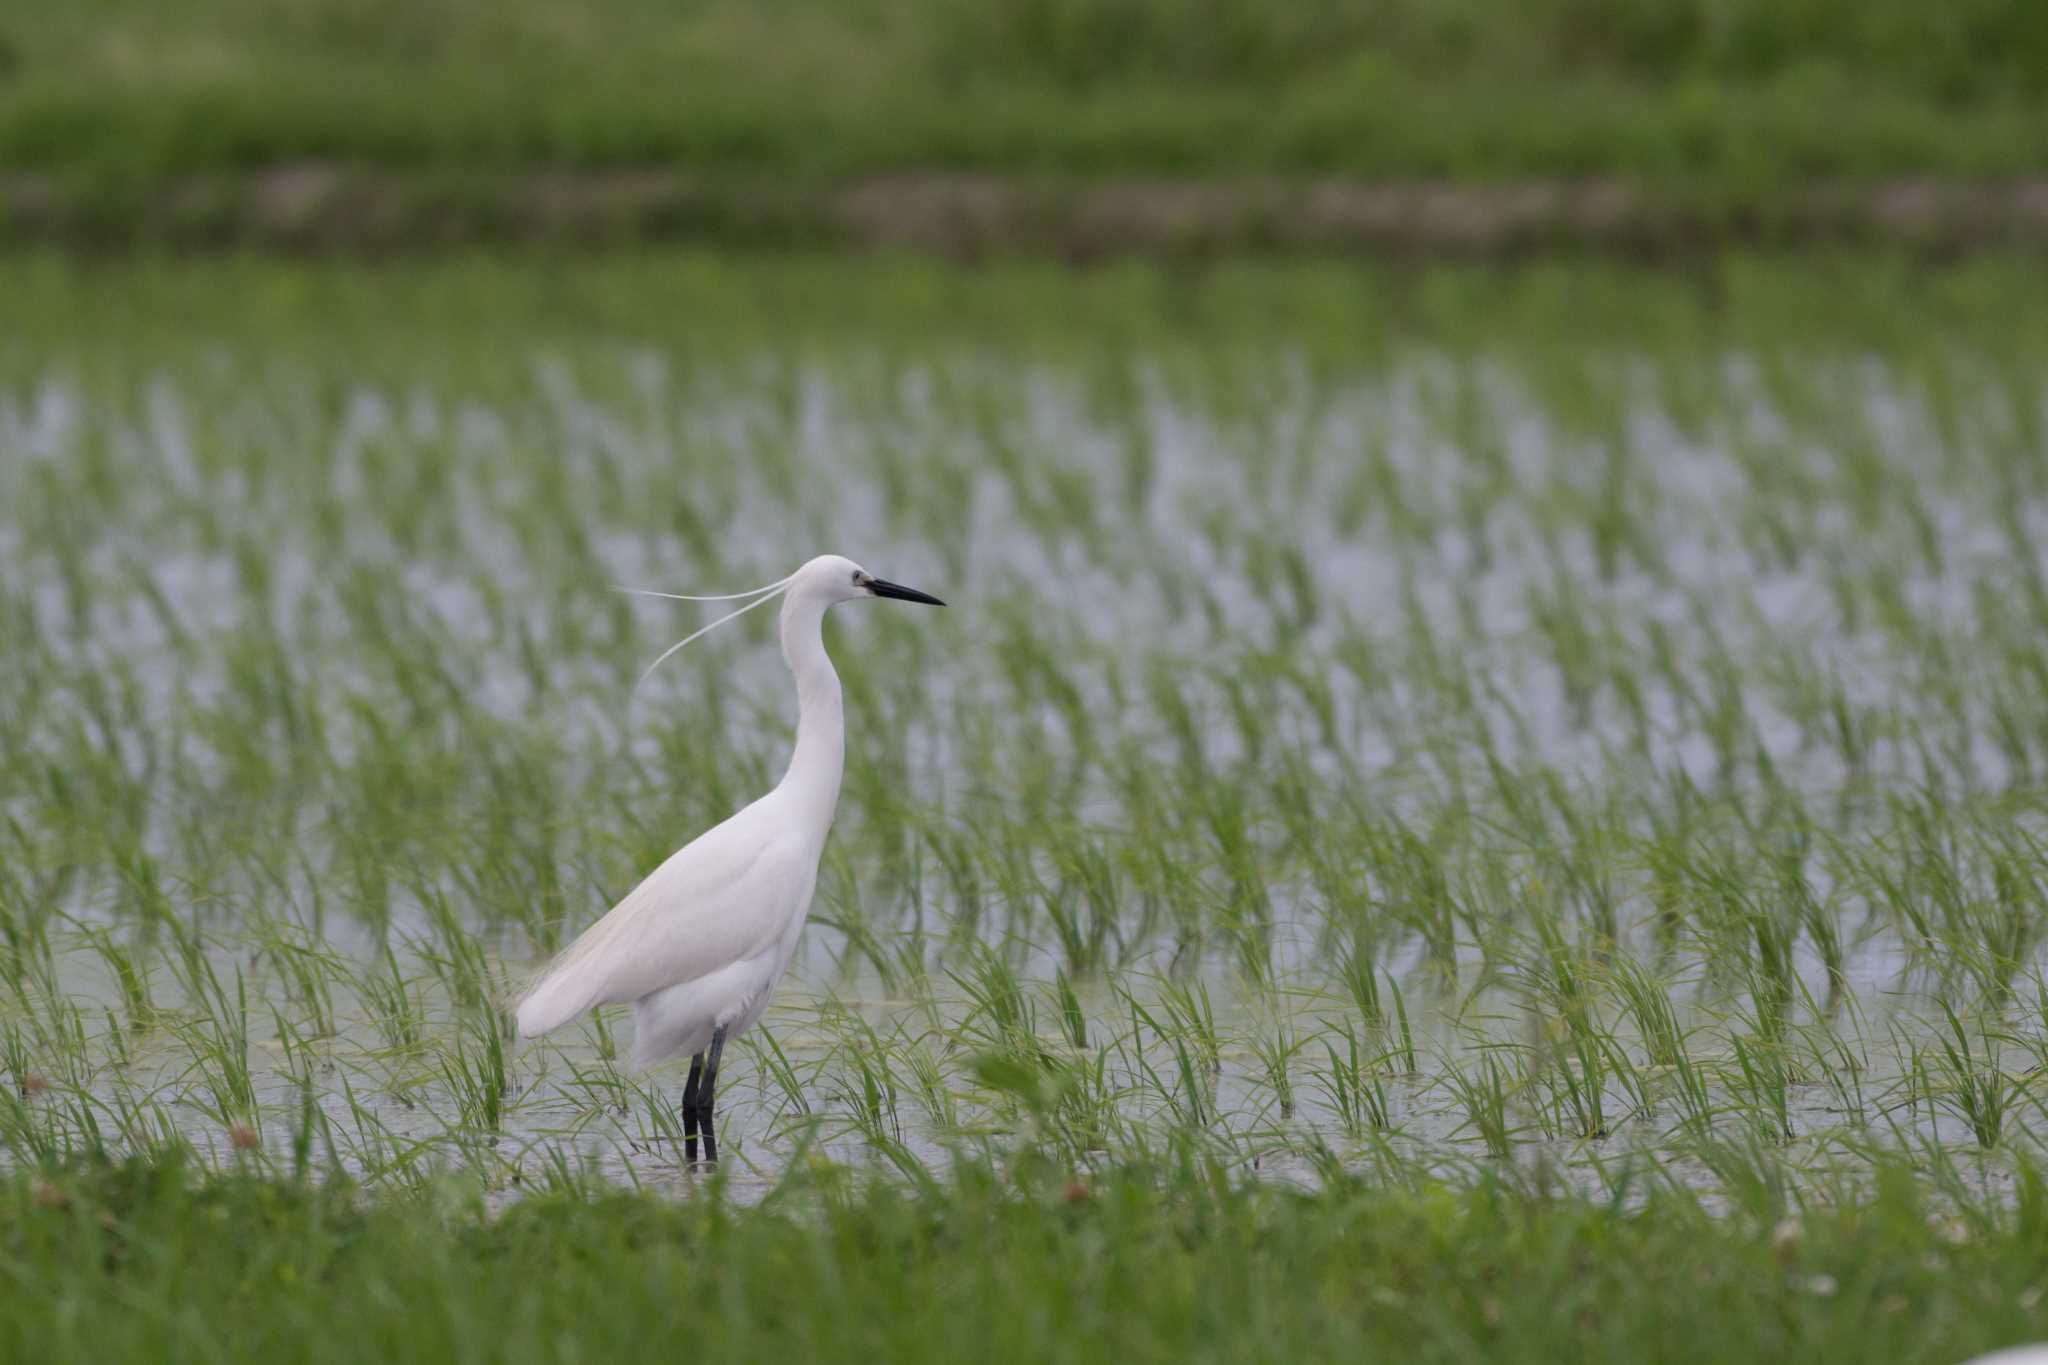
<box><xmin>776</xmin><ymin>591</ymin><xmax>845</xmax><ymax>832</ymax></box>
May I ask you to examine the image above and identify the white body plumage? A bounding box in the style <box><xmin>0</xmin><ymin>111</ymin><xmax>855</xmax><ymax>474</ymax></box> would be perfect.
<box><xmin>515</xmin><ymin>554</ymin><xmax>943</xmax><ymax>1076</ymax></box>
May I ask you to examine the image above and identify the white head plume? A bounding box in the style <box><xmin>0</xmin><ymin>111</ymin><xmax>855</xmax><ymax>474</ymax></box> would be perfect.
<box><xmin>617</xmin><ymin>572</ymin><xmax>793</xmax><ymax>688</ymax></box>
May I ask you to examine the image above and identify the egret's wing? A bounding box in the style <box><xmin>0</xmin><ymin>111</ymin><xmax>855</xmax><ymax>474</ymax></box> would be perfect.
<box><xmin>515</xmin><ymin>808</ymin><xmax>811</xmax><ymax>1038</ymax></box>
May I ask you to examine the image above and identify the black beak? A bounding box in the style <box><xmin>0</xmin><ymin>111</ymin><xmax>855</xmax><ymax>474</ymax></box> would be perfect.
<box><xmin>866</xmin><ymin>578</ymin><xmax>946</xmax><ymax>606</ymax></box>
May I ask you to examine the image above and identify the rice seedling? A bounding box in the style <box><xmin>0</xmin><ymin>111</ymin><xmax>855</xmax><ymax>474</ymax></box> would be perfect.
<box><xmin>1446</xmin><ymin>1050</ymin><xmax>1517</xmax><ymax>1161</ymax></box>
<box><xmin>437</xmin><ymin>1008</ymin><xmax>511</xmax><ymax>1136</ymax></box>
<box><xmin>1247</xmin><ymin>1019</ymin><xmax>1307</xmax><ymax>1121</ymax></box>
<box><xmin>0</xmin><ymin>253</ymin><xmax>2043</xmax><ymax>1238</ymax></box>
<box><xmin>1925</xmin><ymin>1000</ymin><xmax>2018</xmax><ymax>1150</ymax></box>
<box><xmin>1311</xmin><ymin>1020</ymin><xmax>1393</xmax><ymax>1136</ymax></box>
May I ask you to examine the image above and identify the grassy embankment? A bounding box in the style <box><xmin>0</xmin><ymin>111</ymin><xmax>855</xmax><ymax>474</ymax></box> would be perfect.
<box><xmin>5</xmin><ymin>1152</ymin><xmax>2048</xmax><ymax>1362</ymax></box>
<box><xmin>0</xmin><ymin>0</ymin><xmax>2045</xmax><ymax>247</ymax></box>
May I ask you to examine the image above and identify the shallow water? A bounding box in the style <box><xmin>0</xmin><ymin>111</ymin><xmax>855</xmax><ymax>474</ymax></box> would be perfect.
<box><xmin>3</xmin><ymin>284</ymin><xmax>2047</xmax><ymax>1198</ymax></box>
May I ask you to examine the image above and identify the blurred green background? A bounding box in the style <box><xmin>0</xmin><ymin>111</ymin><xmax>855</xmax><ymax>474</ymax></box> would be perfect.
<box><xmin>1</xmin><ymin>0</ymin><xmax>2044</xmax><ymax>248</ymax></box>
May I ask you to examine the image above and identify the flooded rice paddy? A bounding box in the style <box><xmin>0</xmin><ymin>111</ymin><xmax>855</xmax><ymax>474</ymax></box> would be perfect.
<box><xmin>3</xmin><ymin>257</ymin><xmax>2047</xmax><ymax>1203</ymax></box>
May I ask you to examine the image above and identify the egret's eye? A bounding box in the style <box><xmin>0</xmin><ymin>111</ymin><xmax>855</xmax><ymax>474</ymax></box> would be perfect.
<box><xmin>851</xmin><ymin>570</ymin><xmax>863</xmax><ymax>585</ymax></box>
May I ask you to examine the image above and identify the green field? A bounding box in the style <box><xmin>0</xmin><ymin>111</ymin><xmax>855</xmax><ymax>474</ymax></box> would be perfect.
<box><xmin>6</xmin><ymin>1153</ymin><xmax>2048</xmax><ymax>1361</ymax></box>
<box><xmin>5</xmin><ymin>253</ymin><xmax>2048</xmax><ymax>1356</ymax></box>
<box><xmin>1</xmin><ymin>0</ymin><xmax>2045</xmax><ymax>188</ymax></box>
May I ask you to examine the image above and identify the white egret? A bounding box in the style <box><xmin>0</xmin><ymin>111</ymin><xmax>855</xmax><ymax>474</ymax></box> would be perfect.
<box><xmin>516</xmin><ymin>554</ymin><xmax>945</xmax><ymax>1163</ymax></box>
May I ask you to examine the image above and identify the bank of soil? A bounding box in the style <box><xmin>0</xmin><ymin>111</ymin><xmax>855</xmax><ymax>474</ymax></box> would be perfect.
<box><xmin>8</xmin><ymin>168</ymin><xmax>2048</xmax><ymax>257</ymax></box>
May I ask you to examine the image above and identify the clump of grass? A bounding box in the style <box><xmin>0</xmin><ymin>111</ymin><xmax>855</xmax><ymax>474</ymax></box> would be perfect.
<box><xmin>1313</xmin><ymin>1021</ymin><xmax>1393</xmax><ymax>1136</ymax></box>
<box><xmin>1921</xmin><ymin>1000</ymin><xmax>2018</xmax><ymax>1150</ymax></box>
<box><xmin>1447</xmin><ymin>1050</ymin><xmax>1516</xmax><ymax>1160</ymax></box>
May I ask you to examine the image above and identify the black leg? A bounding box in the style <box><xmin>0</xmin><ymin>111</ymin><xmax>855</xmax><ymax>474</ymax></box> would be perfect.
<box><xmin>697</xmin><ymin>1026</ymin><xmax>727</xmax><ymax>1166</ymax></box>
<box><xmin>681</xmin><ymin>1052</ymin><xmax>704</xmax><ymax>1165</ymax></box>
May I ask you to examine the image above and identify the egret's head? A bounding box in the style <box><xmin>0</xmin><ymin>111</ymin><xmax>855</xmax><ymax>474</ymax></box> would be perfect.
<box><xmin>622</xmin><ymin>555</ymin><xmax>944</xmax><ymax>689</ymax></box>
<box><xmin>791</xmin><ymin>554</ymin><xmax>946</xmax><ymax>608</ymax></box>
